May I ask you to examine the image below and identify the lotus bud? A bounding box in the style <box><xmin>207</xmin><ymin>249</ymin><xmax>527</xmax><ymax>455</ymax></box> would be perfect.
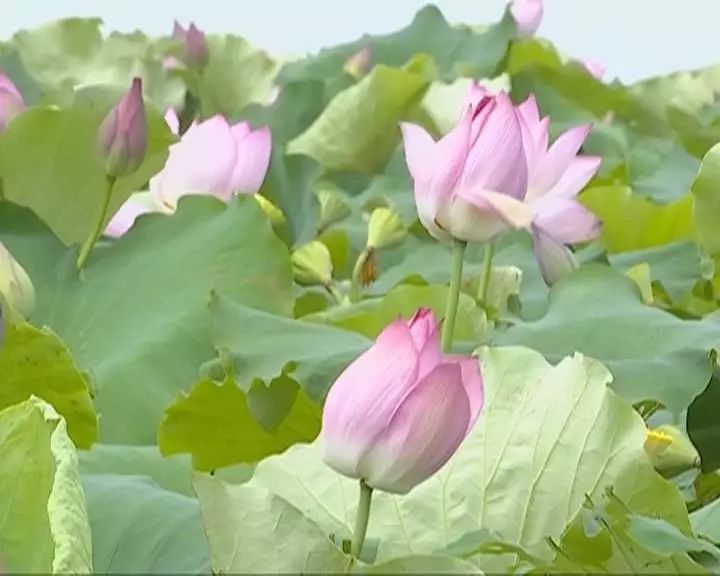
<box><xmin>343</xmin><ymin>45</ymin><xmax>372</xmax><ymax>79</ymax></box>
<box><xmin>0</xmin><ymin>72</ymin><xmax>25</xmax><ymax>133</ymax></box>
<box><xmin>97</xmin><ymin>77</ymin><xmax>148</xmax><ymax>178</ymax></box>
<box><xmin>0</xmin><ymin>243</ymin><xmax>35</xmax><ymax>318</ymax></box>
<box><xmin>254</xmin><ymin>195</ymin><xmax>286</xmax><ymax>227</ymax></box>
<box><xmin>291</xmin><ymin>241</ymin><xmax>334</xmax><ymax>287</ymax></box>
<box><xmin>321</xmin><ymin>309</ymin><xmax>484</xmax><ymax>494</ymax></box>
<box><xmin>509</xmin><ymin>0</ymin><xmax>543</xmax><ymax>38</ymax></box>
<box><xmin>316</xmin><ymin>184</ymin><xmax>351</xmax><ymax>232</ymax></box>
<box><xmin>172</xmin><ymin>21</ymin><xmax>209</xmax><ymax>71</ymax></box>
<box><xmin>644</xmin><ymin>425</ymin><xmax>701</xmax><ymax>477</ymax></box>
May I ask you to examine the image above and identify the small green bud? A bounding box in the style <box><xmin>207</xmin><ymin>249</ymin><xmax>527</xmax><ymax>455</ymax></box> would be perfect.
<box><xmin>644</xmin><ymin>424</ymin><xmax>701</xmax><ymax>477</ymax></box>
<box><xmin>366</xmin><ymin>207</ymin><xmax>406</xmax><ymax>250</ymax></box>
<box><xmin>0</xmin><ymin>243</ymin><xmax>35</xmax><ymax>318</ymax></box>
<box><xmin>254</xmin><ymin>195</ymin><xmax>286</xmax><ymax>227</ymax></box>
<box><xmin>291</xmin><ymin>241</ymin><xmax>333</xmax><ymax>286</ymax></box>
<box><xmin>316</xmin><ymin>184</ymin><xmax>351</xmax><ymax>232</ymax></box>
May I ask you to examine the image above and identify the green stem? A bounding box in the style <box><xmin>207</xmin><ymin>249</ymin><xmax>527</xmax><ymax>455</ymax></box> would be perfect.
<box><xmin>351</xmin><ymin>480</ymin><xmax>373</xmax><ymax>559</ymax></box>
<box><xmin>477</xmin><ymin>242</ymin><xmax>495</xmax><ymax>308</ymax></box>
<box><xmin>349</xmin><ymin>247</ymin><xmax>369</xmax><ymax>302</ymax></box>
<box><xmin>76</xmin><ymin>175</ymin><xmax>116</xmax><ymax>271</ymax></box>
<box><xmin>440</xmin><ymin>240</ymin><xmax>466</xmax><ymax>353</ymax></box>
<box><xmin>325</xmin><ymin>282</ymin><xmax>345</xmax><ymax>305</ymax></box>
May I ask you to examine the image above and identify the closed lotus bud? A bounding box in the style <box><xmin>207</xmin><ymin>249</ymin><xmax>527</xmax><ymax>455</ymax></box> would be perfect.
<box><xmin>97</xmin><ymin>77</ymin><xmax>148</xmax><ymax>178</ymax></box>
<box><xmin>254</xmin><ymin>195</ymin><xmax>286</xmax><ymax>227</ymax></box>
<box><xmin>0</xmin><ymin>243</ymin><xmax>35</xmax><ymax>318</ymax></box>
<box><xmin>366</xmin><ymin>207</ymin><xmax>406</xmax><ymax>250</ymax></box>
<box><xmin>0</xmin><ymin>72</ymin><xmax>25</xmax><ymax>133</ymax></box>
<box><xmin>509</xmin><ymin>0</ymin><xmax>543</xmax><ymax>38</ymax></box>
<box><xmin>316</xmin><ymin>184</ymin><xmax>351</xmax><ymax>232</ymax></box>
<box><xmin>343</xmin><ymin>45</ymin><xmax>372</xmax><ymax>79</ymax></box>
<box><xmin>321</xmin><ymin>309</ymin><xmax>484</xmax><ymax>494</ymax></box>
<box><xmin>291</xmin><ymin>241</ymin><xmax>333</xmax><ymax>287</ymax></box>
<box><xmin>173</xmin><ymin>21</ymin><xmax>209</xmax><ymax>71</ymax></box>
<box><xmin>644</xmin><ymin>425</ymin><xmax>701</xmax><ymax>477</ymax></box>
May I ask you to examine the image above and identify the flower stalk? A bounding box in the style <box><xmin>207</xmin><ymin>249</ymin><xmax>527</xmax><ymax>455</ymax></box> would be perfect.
<box><xmin>440</xmin><ymin>239</ymin><xmax>466</xmax><ymax>353</ymax></box>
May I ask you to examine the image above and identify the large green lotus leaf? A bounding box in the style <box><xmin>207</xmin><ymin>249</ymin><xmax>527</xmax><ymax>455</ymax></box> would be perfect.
<box><xmin>279</xmin><ymin>5</ymin><xmax>514</xmax><ymax>84</ymax></box>
<box><xmin>691</xmin><ymin>142</ymin><xmax>720</xmax><ymax>256</ymax></box>
<box><xmin>688</xmin><ymin>372</ymin><xmax>720</xmax><ymax>473</ymax></box>
<box><xmin>83</xmin><ymin>473</ymin><xmax>210</xmax><ymax>574</ymax></box>
<box><xmin>208</xmin><ymin>296</ymin><xmax>370</xmax><ymax>403</ymax></box>
<box><xmin>259</xmin><ymin>149</ymin><xmax>321</xmax><ymax>247</ymax></box>
<box><xmin>495</xmin><ymin>265</ymin><xmax>720</xmax><ymax>414</ymax></box>
<box><xmin>0</xmin><ymin>197</ymin><xmax>294</xmax><ymax>444</ymax></box>
<box><xmin>0</xmin><ymin>397</ymin><xmax>92</xmax><ymax>574</ymax></box>
<box><xmin>0</xmin><ymin>322</ymin><xmax>97</xmax><ymax>448</ymax></box>
<box><xmin>608</xmin><ymin>241</ymin><xmax>701</xmax><ymax>303</ymax></box>
<box><xmin>287</xmin><ymin>60</ymin><xmax>432</xmax><ymax>173</ymax></box>
<box><xmin>193</xmin><ymin>347</ymin><xmax>688</xmax><ymax>571</ymax></box>
<box><xmin>0</xmin><ymin>91</ymin><xmax>174</xmax><ymax>246</ymax></box>
<box><xmin>194</xmin><ymin>475</ymin><xmax>348</xmax><ymax>573</ymax></box>
<box><xmin>0</xmin><ymin>47</ymin><xmax>45</xmax><ymax>104</ymax></box>
<box><xmin>581</xmin><ymin>186</ymin><xmax>695</xmax><ymax>253</ymax></box>
<box><xmin>691</xmin><ymin>497</ymin><xmax>720</xmax><ymax>544</ymax></box>
<box><xmin>360</xmin><ymin>555</ymin><xmax>482</xmax><ymax>574</ymax></box>
<box><xmin>549</xmin><ymin>488</ymin><xmax>707</xmax><ymax>573</ymax></box>
<box><xmin>11</xmin><ymin>19</ymin><xmax>183</xmax><ymax>108</ymax></box>
<box><xmin>159</xmin><ymin>372</ymin><xmax>321</xmax><ymax>471</ymax></box>
<box><xmin>197</xmin><ymin>34</ymin><xmax>278</xmax><ymax>118</ymax></box>
<box><xmin>305</xmin><ymin>284</ymin><xmax>487</xmax><ymax>342</ymax></box>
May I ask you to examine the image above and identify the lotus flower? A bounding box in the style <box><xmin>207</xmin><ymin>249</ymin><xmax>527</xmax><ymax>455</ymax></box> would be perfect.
<box><xmin>0</xmin><ymin>243</ymin><xmax>35</xmax><ymax>318</ymax></box>
<box><xmin>509</xmin><ymin>0</ymin><xmax>543</xmax><ymax>38</ymax></box>
<box><xmin>105</xmin><ymin>198</ymin><xmax>154</xmax><ymax>239</ymax></box>
<box><xmin>344</xmin><ymin>45</ymin><xmax>373</xmax><ymax>78</ymax></box>
<box><xmin>97</xmin><ymin>77</ymin><xmax>147</xmax><ymax>178</ymax></box>
<box><xmin>321</xmin><ymin>309</ymin><xmax>483</xmax><ymax>495</ymax></box>
<box><xmin>172</xmin><ymin>21</ymin><xmax>209</xmax><ymax>70</ymax></box>
<box><xmin>517</xmin><ymin>94</ymin><xmax>601</xmax><ymax>284</ymax></box>
<box><xmin>400</xmin><ymin>88</ymin><xmax>532</xmax><ymax>244</ymax></box>
<box><xmin>580</xmin><ymin>59</ymin><xmax>606</xmax><ymax>80</ymax></box>
<box><xmin>150</xmin><ymin>115</ymin><xmax>272</xmax><ymax>211</ymax></box>
<box><xmin>0</xmin><ymin>73</ymin><xmax>24</xmax><ymax>132</ymax></box>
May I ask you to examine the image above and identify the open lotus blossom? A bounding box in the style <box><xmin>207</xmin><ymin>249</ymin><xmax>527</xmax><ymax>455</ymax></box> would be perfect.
<box><xmin>517</xmin><ymin>94</ymin><xmax>602</xmax><ymax>284</ymax></box>
<box><xmin>150</xmin><ymin>114</ymin><xmax>272</xmax><ymax>211</ymax></box>
<box><xmin>400</xmin><ymin>88</ymin><xmax>533</xmax><ymax>244</ymax></box>
<box><xmin>321</xmin><ymin>309</ymin><xmax>483</xmax><ymax>495</ymax></box>
<box><xmin>509</xmin><ymin>0</ymin><xmax>543</xmax><ymax>38</ymax></box>
<box><xmin>0</xmin><ymin>72</ymin><xmax>25</xmax><ymax>132</ymax></box>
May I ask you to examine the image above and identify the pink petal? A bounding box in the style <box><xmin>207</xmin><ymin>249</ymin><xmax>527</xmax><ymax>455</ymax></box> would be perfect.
<box><xmin>227</xmin><ymin>125</ymin><xmax>272</xmax><ymax>195</ymax></box>
<box><xmin>581</xmin><ymin>59</ymin><xmax>606</xmax><ymax>80</ymax></box>
<box><xmin>466</xmin><ymin>81</ymin><xmax>488</xmax><ymax>111</ymax></box>
<box><xmin>517</xmin><ymin>94</ymin><xmax>540</xmax><ymax>128</ymax></box>
<box><xmin>360</xmin><ymin>362</ymin><xmax>471</xmax><ymax>494</ymax></box>
<box><xmin>542</xmin><ymin>156</ymin><xmax>602</xmax><ymax>200</ymax></box>
<box><xmin>510</xmin><ymin>0</ymin><xmax>544</xmax><ymax>38</ymax></box>
<box><xmin>532</xmin><ymin>225</ymin><xmax>578</xmax><ymax>286</ymax></box>
<box><xmin>439</xmin><ymin>189</ymin><xmax>533</xmax><ymax>242</ymax></box>
<box><xmin>533</xmin><ymin>197</ymin><xmax>601</xmax><ymax>244</ymax></box>
<box><xmin>531</xmin><ymin>124</ymin><xmax>592</xmax><ymax>197</ymax></box>
<box><xmin>454</xmin><ymin>356</ymin><xmax>484</xmax><ymax>433</ymax></box>
<box><xmin>321</xmin><ymin>320</ymin><xmax>419</xmax><ymax>481</ymax></box>
<box><xmin>459</xmin><ymin>92</ymin><xmax>528</xmax><ymax>200</ymax></box>
<box><xmin>152</xmin><ymin>115</ymin><xmax>237</xmax><ymax>209</ymax></box>
<box><xmin>401</xmin><ymin>111</ymin><xmax>472</xmax><ymax>240</ymax></box>
<box><xmin>104</xmin><ymin>199</ymin><xmax>152</xmax><ymax>238</ymax></box>
<box><xmin>164</xmin><ymin>109</ymin><xmax>180</xmax><ymax>135</ymax></box>
<box><xmin>0</xmin><ymin>90</ymin><xmax>25</xmax><ymax>132</ymax></box>
<box><xmin>0</xmin><ymin>73</ymin><xmax>22</xmax><ymax>100</ymax></box>
<box><xmin>408</xmin><ymin>310</ymin><xmax>442</xmax><ymax>381</ymax></box>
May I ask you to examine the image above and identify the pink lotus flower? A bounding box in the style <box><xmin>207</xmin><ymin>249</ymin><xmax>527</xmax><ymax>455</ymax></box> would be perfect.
<box><xmin>172</xmin><ymin>21</ymin><xmax>209</xmax><ymax>70</ymax></box>
<box><xmin>343</xmin><ymin>45</ymin><xmax>373</xmax><ymax>78</ymax></box>
<box><xmin>97</xmin><ymin>77</ymin><xmax>147</xmax><ymax>178</ymax></box>
<box><xmin>518</xmin><ymin>94</ymin><xmax>602</xmax><ymax>284</ymax></box>
<box><xmin>105</xmin><ymin>198</ymin><xmax>154</xmax><ymax>239</ymax></box>
<box><xmin>321</xmin><ymin>309</ymin><xmax>483</xmax><ymax>495</ymax></box>
<box><xmin>0</xmin><ymin>73</ymin><xmax>25</xmax><ymax>132</ymax></box>
<box><xmin>509</xmin><ymin>0</ymin><xmax>543</xmax><ymax>38</ymax></box>
<box><xmin>580</xmin><ymin>59</ymin><xmax>606</xmax><ymax>80</ymax></box>
<box><xmin>150</xmin><ymin>115</ymin><xmax>272</xmax><ymax>211</ymax></box>
<box><xmin>400</xmin><ymin>88</ymin><xmax>533</xmax><ymax>244</ymax></box>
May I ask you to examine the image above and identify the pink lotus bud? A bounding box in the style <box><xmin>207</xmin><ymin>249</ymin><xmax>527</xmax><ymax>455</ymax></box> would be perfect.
<box><xmin>509</xmin><ymin>0</ymin><xmax>543</xmax><ymax>38</ymax></box>
<box><xmin>321</xmin><ymin>309</ymin><xmax>484</xmax><ymax>494</ymax></box>
<box><xmin>343</xmin><ymin>45</ymin><xmax>373</xmax><ymax>78</ymax></box>
<box><xmin>0</xmin><ymin>72</ymin><xmax>25</xmax><ymax>132</ymax></box>
<box><xmin>579</xmin><ymin>59</ymin><xmax>606</xmax><ymax>80</ymax></box>
<box><xmin>97</xmin><ymin>77</ymin><xmax>148</xmax><ymax>178</ymax></box>
<box><xmin>400</xmin><ymin>90</ymin><xmax>533</xmax><ymax>244</ymax></box>
<box><xmin>172</xmin><ymin>21</ymin><xmax>209</xmax><ymax>71</ymax></box>
<box><xmin>516</xmin><ymin>94</ymin><xmax>601</xmax><ymax>285</ymax></box>
<box><xmin>150</xmin><ymin>115</ymin><xmax>272</xmax><ymax>211</ymax></box>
